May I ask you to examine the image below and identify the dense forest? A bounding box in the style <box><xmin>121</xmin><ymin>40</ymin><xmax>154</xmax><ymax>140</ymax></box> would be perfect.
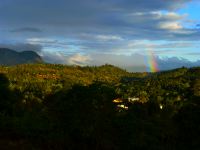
<box><xmin>0</xmin><ymin>64</ymin><xmax>200</xmax><ymax>150</ymax></box>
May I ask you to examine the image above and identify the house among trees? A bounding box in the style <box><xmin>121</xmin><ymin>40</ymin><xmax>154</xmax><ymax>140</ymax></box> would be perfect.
<box><xmin>113</xmin><ymin>97</ymin><xmax>140</xmax><ymax>110</ymax></box>
<box><xmin>128</xmin><ymin>97</ymin><xmax>140</xmax><ymax>103</ymax></box>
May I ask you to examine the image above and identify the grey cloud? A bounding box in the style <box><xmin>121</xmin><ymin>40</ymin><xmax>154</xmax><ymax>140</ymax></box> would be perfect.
<box><xmin>76</xmin><ymin>40</ymin><xmax>198</xmax><ymax>55</ymax></box>
<box><xmin>41</xmin><ymin>51</ymin><xmax>67</xmax><ymax>64</ymax></box>
<box><xmin>110</xmin><ymin>0</ymin><xmax>190</xmax><ymax>12</ymax></box>
<box><xmin>153</xmin><ymin>50</ymin><xmax>177</xmax><ymax>55</ymax></box>
<box><xmin>0</xmin><ymin>43</ymin><xmax>42</xmax><ymax>53</ymax></box>
<box><xmin>10</xmin><ymin>27</ymin><xmax>42</xmax><ymax>33</ymax></box>
<box><xmin>0</xmin><ymin>0</ymin><xmax>200</xmax><ymax>63</ymax></box>
<box><xmin>0</xmin><ymin>0</ymin><xmax>195</xmax><ymax>40</ymax></box>
<box><xmin>186</xmin><ymin>52</ymin><xmax>200</xmax><ymax>56</ymax></box>
<box><xmin>27</xmin><ymin>38</ymin><xmax>58</xmax><ymax>44</ymax></box>
<box><xmin>144</xmin><ymin>41</ymin><xmax>198</xmax><ymax>50</ymax></box>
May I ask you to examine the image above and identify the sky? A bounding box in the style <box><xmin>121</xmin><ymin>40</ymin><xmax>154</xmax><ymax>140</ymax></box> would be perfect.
<box><xmin>0</xmin><ymin>0</ymin><xmax>200</xmax><ymax>72</ymax></box>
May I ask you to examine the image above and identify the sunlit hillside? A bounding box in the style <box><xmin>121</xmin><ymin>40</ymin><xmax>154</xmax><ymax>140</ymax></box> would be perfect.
<box><xmin>0</xmin><ymin>64</ymin><xmax>200</xmax><ymax>149</ymax></box>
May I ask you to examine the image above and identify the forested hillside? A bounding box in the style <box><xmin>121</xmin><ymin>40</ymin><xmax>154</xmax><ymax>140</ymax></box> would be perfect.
<box><xmin>0</xmin><ymin>64</ymin><xmax>199</xmax><ymax>150</ymax></box>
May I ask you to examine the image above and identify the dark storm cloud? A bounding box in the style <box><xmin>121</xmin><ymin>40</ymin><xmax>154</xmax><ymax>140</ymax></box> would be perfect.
<box><xmin>0</xmin><ymin>0</ymin><xmax>199</xmax><ymax>48</ymax></box>
<box><xmin>0</xmin><ymin>0</ymin><xmax>194</xmax><ymax>37</ymax></box>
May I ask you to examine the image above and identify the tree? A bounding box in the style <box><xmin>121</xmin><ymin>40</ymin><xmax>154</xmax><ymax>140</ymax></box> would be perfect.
<box><xmin>45</xmin><ymin>82</ymin><xmax>118</xmax><ymax>149</ymax></box>
<box><xmin>0</xmin><ymin>74</ymin><xmax>14</xmax><ymax>115</ymax></box>
<box><xmin>192</xmin><ymin>79</ymin><xmax>200</xmax><ymax>97</ymax></box>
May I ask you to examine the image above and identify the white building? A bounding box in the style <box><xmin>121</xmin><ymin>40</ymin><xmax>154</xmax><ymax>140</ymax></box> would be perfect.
<box><xmin>128</xmin><ymin>97</ymin><xmax>140</xmax><ymax>103</ymax></box>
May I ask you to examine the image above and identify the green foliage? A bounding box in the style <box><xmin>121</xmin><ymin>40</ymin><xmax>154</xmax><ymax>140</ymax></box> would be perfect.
<box><xmin>0</xmin><ymin>64</ymin><xmax>199</xmax><ymax>149</ymax></box>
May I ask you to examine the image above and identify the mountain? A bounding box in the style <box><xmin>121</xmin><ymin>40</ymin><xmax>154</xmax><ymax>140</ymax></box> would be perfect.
<box><xmin>0</xmin><ymin>48</ymin><xmax>43</xmax><ymax>65</ymax></box>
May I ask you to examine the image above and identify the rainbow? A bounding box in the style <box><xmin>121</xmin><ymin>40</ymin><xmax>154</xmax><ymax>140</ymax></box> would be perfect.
<box><xmin>147</xmin><ymin>50</ymin><xmax>159</xmax><ymax>72</ymax></box>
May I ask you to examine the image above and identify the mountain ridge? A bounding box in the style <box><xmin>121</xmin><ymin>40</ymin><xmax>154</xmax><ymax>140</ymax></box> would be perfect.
<box><xmin>0</xmin><ymin>48</ymin><xmax>43</xmax><ymax>65</ymax></box>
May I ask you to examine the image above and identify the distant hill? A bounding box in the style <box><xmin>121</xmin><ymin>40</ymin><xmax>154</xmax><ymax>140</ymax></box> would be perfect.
<box><xmin>0</xmin><ymin>48</ymin><xmax>43</xmax><ymax>65</ymax></box>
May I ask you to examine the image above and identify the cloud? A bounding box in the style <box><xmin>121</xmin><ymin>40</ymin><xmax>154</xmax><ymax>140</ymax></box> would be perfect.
<box><xmin>186</xmin><ymin>52</ymin><xmax>200</xmax><ymax>56</ymax></box>
<box><xmin>27</xmin><ymin>38</ymin><xmax>58</xmax><ymax>44</ymax></box>
<box><xmin>10</xmin><ymin>27</ymin><xmax>42</xmax><ymax>33</ymax></box>
<box><xmin>0</xmin><ymin>0</ymin><xmax>198</xmax><ymax>43</ymax></box>
<box><xmin>67</xmin><ymin>53</ymin><xmax>91</xmax><ymax>66</ymax></box>
<box><xmin>163</xmin><ymin>12</ymin><xmax>187</xmax><ymax>20</ymax></box>
<box><xmin>93</xmin><ymin>35</ymin><xmax>123</xmax><ymax>42</ymax></box>
<box><xmin>158</xmin><ymin>22</ymin><xmax>183</xmax><ymax>30</ymax></box>
<box><xmin>26</xmin><ymin>38</ymin><xmax>66</xmax><ymax>50</ymax></box>
<box><xmin>0</xmin><ymin>0</ymin><xmax>200</xmax><ymax>69</ymax></box>
<box><xmin>41</xmin><ymin>52</ymin><xmax>91</xmax><ymax>66</ymax></box>
<box><xmin>0</xmin><ymin>43</ymin><xmax>42</xmax><ymax>53</ymax></box>
<box><xmin>128</xmin><ymin>11</ymin><xmax>186</xmax><ymax>22</ymax></box>
<box><xmin>41</xmin><ymin>51</ymin><xmax>67</xmax><ymax>64</ymax></box>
